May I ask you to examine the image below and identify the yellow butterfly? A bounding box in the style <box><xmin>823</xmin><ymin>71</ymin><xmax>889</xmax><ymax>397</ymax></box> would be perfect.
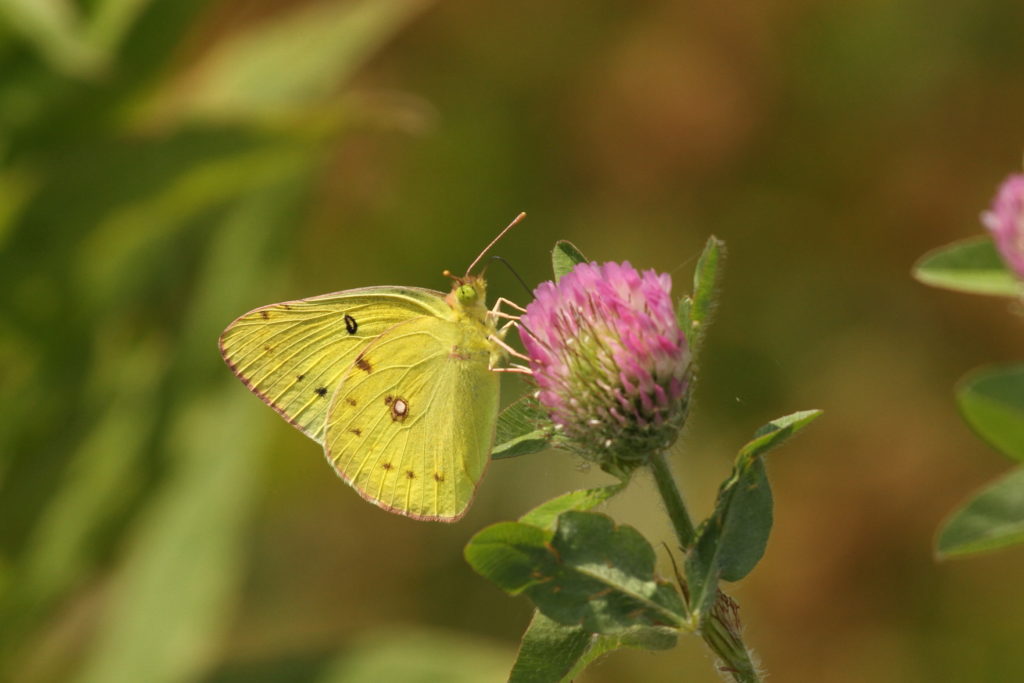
<box><xmin>219</xmin><ymin>216</ymin><xmax>525</xmax><ymax>522</ymax></box>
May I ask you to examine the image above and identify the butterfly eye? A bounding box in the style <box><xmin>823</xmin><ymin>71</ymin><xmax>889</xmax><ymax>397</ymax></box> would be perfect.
<box><xmin>456</xmin><ymin>284</ymin><xmax>478</xmax><ymax>304</ymax></box>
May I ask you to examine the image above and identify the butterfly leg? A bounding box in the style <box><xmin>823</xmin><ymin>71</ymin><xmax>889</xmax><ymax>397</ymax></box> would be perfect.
<box><xmin>487</xmin><ymin>331</ymin><xmax>531</xmax><ymax>372</ymax></box>
<box><xmin>487</xmin><ymin>298</ymin><xmax>531</xmax><ymax>373</ymax></box>
<box><xmin>489</xmin><ymin>333</ymin><xmax>529</xmax><ymax>361</ymax></box>
<box><xmin>497</xmin><ymin>318</ymin><xmax>519</xmax><ymax>334</ymax></box>
<box><xmin>492</xmin><ymin>365</ymin><xmax>532</xmax><ymax>374</ymax></box>
<box><xmin>493</xmin><ymin>297</ymin><xmax>527</xmax><ymax>313</ymax></box>
<box><xmin>487</xmin><ymin>301</ymin><xmax>522</xmax><ymax>346</ymax></box>
<box><xmin>487</xmin><ymin>297</ymin><xmax>525</xmax><ymax>328</ymax></box>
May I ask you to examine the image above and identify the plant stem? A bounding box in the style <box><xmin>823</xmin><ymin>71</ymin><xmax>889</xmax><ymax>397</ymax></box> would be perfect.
<box><xmin>648</xmin><ymin>451</ymin><xmax>762</xmax><ymax>683</ymax></box>
<box><xmin>648</xmin><ymin>450</ymin><xmax>696</xmax><ymax>548</ymax></box>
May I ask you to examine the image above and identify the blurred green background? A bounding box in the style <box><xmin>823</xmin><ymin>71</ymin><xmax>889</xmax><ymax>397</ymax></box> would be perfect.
<box><xmin>2</xmin><ymin>1</ymin><xmax>1024</xmax><ymax>681</ymax></box>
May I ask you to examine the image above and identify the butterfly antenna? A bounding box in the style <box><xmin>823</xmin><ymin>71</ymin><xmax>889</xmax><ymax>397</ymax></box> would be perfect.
<box><xmin>488</xmin><ymin>255</ymin><xmax>533</xmax><ymax>297</ymax></box>
<box><xmin>465</xmin><ymin>212</ymin><xmax>527</xmax><ymax>276</ymax></box>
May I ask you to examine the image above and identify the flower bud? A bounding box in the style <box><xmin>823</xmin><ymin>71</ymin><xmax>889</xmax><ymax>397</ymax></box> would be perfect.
<box><xmin>519</xmin><ymin>262</ymin><xmax>691</xmax><ymax>474</ymax></box>
<box><xmin>982</xmin><ymin>174</ymin><xmax>1024</xmax><ymax>279</ymax></box>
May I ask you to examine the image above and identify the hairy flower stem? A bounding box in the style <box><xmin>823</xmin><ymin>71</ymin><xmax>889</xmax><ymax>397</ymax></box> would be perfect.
<box><xmin>648</xmin><ymin>451</ymin><xmax>762</xmax><ymax>683</ymax></box>
<box><xmin>649</xmin><ymin>451</ymin><xmax>697</xmax><ymax>548</ymax></box>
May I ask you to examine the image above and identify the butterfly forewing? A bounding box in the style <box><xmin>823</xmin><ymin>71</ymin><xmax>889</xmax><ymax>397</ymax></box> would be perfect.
<box><xmin>219</xmin><ymin>287</ymin><xmax>449</xmax><ymax>442</ymax></box>
<box><xmin>323</xmin><ymin>315</ymin><xmax>500</xmax><ymax>521</ymax></box>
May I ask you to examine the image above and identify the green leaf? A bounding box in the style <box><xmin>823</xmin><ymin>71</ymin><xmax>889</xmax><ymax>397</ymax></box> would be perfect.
<box><xmin>464</xmin><ymin>521</ymin><xmax>553</xmax><ymax>594</ymax></box>
<box><xmin>737</xmin><ymin>409</ymin><xmax>823</xmax><ymax>465</ymax></box>
<box><xmin>74</xmin><ymin>387</ymin><xmax>267</xmax><ymax>683</ymax></box>
<box><xmin>676</xmin><ymin>296</ymin><xmax>693</xmax><ymax>348</ymax></box>
<box><xmin>686</xmin><ymin>410</ymin><xmax>821</xmax><ymax>622</ymax></box>
<box><xmin>465</xmin><ymin>511</ymin><xmax>686</xmax><ymax>634</ymax></box>
<box><xmin>685</xmin><ymin>458</ymin><xmax>769</xmax><ymax>618</ymax></box>
<box><xmin>957</xmin><ymin>365</ymin><xmax>1024</xmax><ymax>462</ymax></box>
<box><xmin>519</xmin><ymin>483</ymin><xmax>626</xmax><ymax>530</ymax></box>
<box><xmin>509</xmin><ymin>611</ymin><xmax>591</xmax><ymax>683</ymax></box>
<box><xmin>551</xmin><ymin>240</ymin><xmax>588</xmax><ymax>281</ymax></box>
<box><xmin>684</xmin><ymin>460</ymin><xmax>771</xmax><ymax>623</ymax></box>
<box><xmin>587</xmin><ymin>623</ymin><xmax>676</xmax><ymax>653</ymax></box>
<box><xmin>509</xmin><ymin>611</ymin><xmax>676</xmax><ymax>683</ymax></box>
<box><xmin>0</xmin><ymin>0</ymin><xmax>106</xmax><ymax>77</ymax></box>
<box><xmin>913</xmin><ymin>236</ymin><xmax>1021</xmax><ymax>297</ymax></box>
<box><xmin>683</xmin><ymin>524</ymin><xmax>721</xmax><ymax>625</ymax></box>
<box><xmin>492</xmin><ymin>395</ymin><xmax>552</xmax><ymax>460</ymax></box>
<box><xmin>559</xmin><ymin>626</ymin><xmax>676</xmax><ymax>681</ymax></box>
<box><xmin>936</xmin><ymin>466</ymin><xmax>1024</xmax><ymax>558</ymax></box>
<box><xmin>156</xmin><ymin>0</ymin><xmax>429</xmax><ymax>121</ymax></box>
<box><xmin>687</xmin><ymin>236</ymin><xmax>724</xmax><ymax>354</ymax></box>
<box><xmin>714</xmin><ymin>458</ymin><xmax>773</xmax><ymax>582</ymax></box>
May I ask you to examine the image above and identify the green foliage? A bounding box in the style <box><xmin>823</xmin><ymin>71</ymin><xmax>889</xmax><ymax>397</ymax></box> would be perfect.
<box><xmin>957</xmin><ymin>365</ymin><xmax>1024</xmax><ymax>462</ymax></box>
<box><xmin>683</xmin><ymin>524</ymin><xmax>723</xmax><ymax>625</ymax></box>
<box><xmin>509</xmin><ymin>610</ymin><xmax>676</xmax><ymax>683</ymax></box>
<box><xmin>465</xmin><ymin>511</ymin><xmax>686</xmax><ymax>633</ymax></box>
<box><xmin>74</xmin><ymin>185</ymin><xmax>295</xmax><ymax>683</ymax></box>
<box><xmin>551</xmin><ymin>240</ymin><xmax>588</xmax><ymax>281</ymax></box>
<box><xmin>738</xmin><ymin>410</ymin><xmax>825</xmax><ymax>463</ymax></box>
<box><xmin>912</xmin><ymin>237</ymin><xmax>1021</xmax><ymax>298</ymax></box>
<box><xmin>933</xmin><ymin>366</ymin><xmax>1024</xmax><ymax>559</ymax></box>
<box><xmin>471</xmin><ymin>240</ymin><xmax>820</xmax><ymax>682</ymax></box>
<box><xmin>0</xmin><ymin>0</ymin><xmax>111</xmax><ymax>77</ymax></box>
<box><xmin>518</xmin><ymin>483</ymin><xmax>626</xmax><ymax>530</ymax></box>
<box><xmin>685</xmin><ymin>410</ymin><xmax>821</xmax><ymax>625</ymax></box>
<box><xmin>678</xmin><ymin>235</ymin><xmax>724</xmax><ymax>358</ymax></box>
<box><xmin>0</xmin><ymin>1</ymin><xmax>431</xmax><ymax>680</ymax></box>
<box><xmin>492</xmin><ymin>395</ymin><xmax>552</xmax><ymax>460</ymax></box>
<box><xmin>917</xmin><ymin>234</ymin><xmax>1024</xmax><ymax>558</ymax></box>
<box><xmin>936</xmin><ymin>466</ymin><xmax>1024</xmax><ymax>558</ymax></box>
<box><xmin>711</xmin><ymin>458</ymin><xmax>773</xmax><ymax>583</ymax></box>
<box><xmin>76</xmin><ymin>388</ymin><xmax>267</xmax><ymax>683</ymax></box>
<box><xmin>164</xmin><ymin>0</ymin><xmax>428</xmax><ymax>122</ymax></box>
<box><xmin>509</xmin><ymin>611</ymin><xmax>593</xmax><ymax>683</ymax></box>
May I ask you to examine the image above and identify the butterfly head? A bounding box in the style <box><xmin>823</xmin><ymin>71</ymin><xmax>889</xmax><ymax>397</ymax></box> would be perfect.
<box><xmin>443</xmin><ymin>272</ymin><xmax>489</xmax><ymax>322</ymax></box>
<box><xmin>455</xmin><ymin>280</ymin><xmax>482</xmax><ymax>305</ymax></box>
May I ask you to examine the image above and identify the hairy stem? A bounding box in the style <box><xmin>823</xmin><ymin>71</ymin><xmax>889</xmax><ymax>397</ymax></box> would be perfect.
<box><xmin>648</xmin><ymin>451</ymin><xmax>762</xmax><ymax>683</ymax></box>
<box><xmin>648</xmin><ymin>451</ymin><xmax>696</xmax><ymax>548</ymax></box>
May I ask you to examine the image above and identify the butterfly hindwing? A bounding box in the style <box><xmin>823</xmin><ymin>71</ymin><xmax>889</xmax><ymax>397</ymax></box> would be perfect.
<box><xmin>323</xmin><ymin>315</ymin><xmax>500</xmax><ymax>521</ymax></box>
<box><xmin>218</xmin><ymin>286</ymin><xmax>449</xmax><ymax>443</ymax></box>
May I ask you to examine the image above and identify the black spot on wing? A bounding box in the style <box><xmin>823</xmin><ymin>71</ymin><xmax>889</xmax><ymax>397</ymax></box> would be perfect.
<box><xmin>344</xmin><ymin>314</ymin><xmax>358</xmax><ymax>335</ymax></box>
<box><xmin>296</xmin><ymin>374</ymin><xmax>305</xmax><ymax>381</ymax></box>
<box><xmin>260</xmin><ymin>310</ymin><xmax>270</xmax><ymax>320</ymax></box>
<box><xmin>405</xmin><ymin>470</ymin><xmax>415</xmax><ymax>479</ymax></box>
<box><xmin>315</xmin><ymin>387</ymin><xmax>328</xmax><ymax>397</ymax></box>
<box><xmin>433</xmin><ymin>472</ymin><xmax>444</xmax><ymax>482</ymax></box>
